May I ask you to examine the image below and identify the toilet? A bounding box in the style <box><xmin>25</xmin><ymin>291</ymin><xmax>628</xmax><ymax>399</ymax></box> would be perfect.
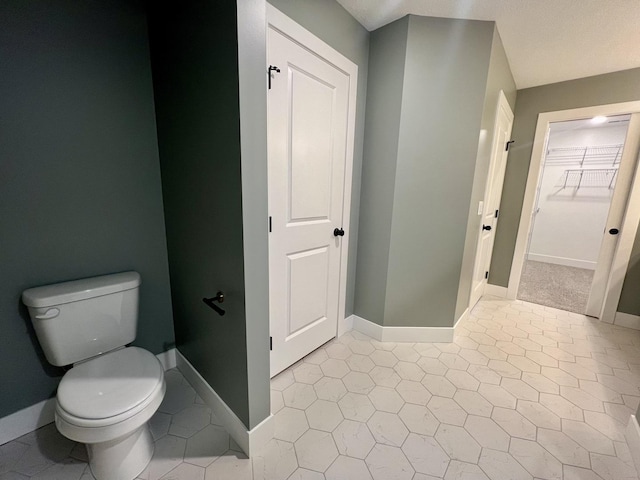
<box><xmin>22</xmin><ymin>272</ymin><xmax>166</xmax><ymax>480</ymax></box>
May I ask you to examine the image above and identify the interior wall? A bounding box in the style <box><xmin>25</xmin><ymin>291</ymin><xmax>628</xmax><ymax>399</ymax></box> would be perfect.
<box><xmin>489</xmin><ymin>67</ymin><xmax>640</xmax><ymax>316</ymax></box>
<box><xmin>267</xmin><ymin>0</ymin><xmax>369</xmax><ymax>317</ymax></box>
<box><xmin>528</xmin><ymin>125</ymin><xmax>628</xmax><ymax>269</ymax></box>
<box><xmin>354</xmin><ymin>17</ymin><xmax>409</xmax><ymax>325</ymax></box>
<box><xmin>383</xmin><ymin>16</ymin><xmax>495</xmax><ymax>327</ymax></box>
<box><xmin>148</xmin><ymin>0</ymin><xmax>258</xmax><ymax>429</ymax></box>
<box><xmin>0</xmin><ymin>0</ymin><xmax>174</xmax><ymax>418</ymax></box>
<box><xmin>455</xmin><ymin>27</ymin><xmax>517</xmax><ymax>319</ymax></box>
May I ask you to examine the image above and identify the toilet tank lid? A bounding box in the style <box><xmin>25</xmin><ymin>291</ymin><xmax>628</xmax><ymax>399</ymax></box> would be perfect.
<box><xmin>22</xmin><ymin>271</ymin><xmax>141</xmax><ymax>308</ymax></box>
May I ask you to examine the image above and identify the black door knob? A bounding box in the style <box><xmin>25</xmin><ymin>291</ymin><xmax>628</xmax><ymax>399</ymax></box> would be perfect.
<box><xmin>609</xmin><ymin>228</ymin><xmax>619</xmax><ymax>235</ymax></box>
<box><xmin>333</xmin><ymin>228</ymin><xmax>345</xmax><ymax>237</ymax></box>
<box><xmin>482</xmin><ymin>225</ymin><xmax>492</xmax><ymax>231</ymax></box>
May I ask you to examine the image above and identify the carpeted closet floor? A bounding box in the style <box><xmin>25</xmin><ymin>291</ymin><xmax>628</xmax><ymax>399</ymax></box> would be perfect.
<box><xmin>517</xmin><ymin>260</ymin><xmax>595</xmax><ymax>315</ymax></box>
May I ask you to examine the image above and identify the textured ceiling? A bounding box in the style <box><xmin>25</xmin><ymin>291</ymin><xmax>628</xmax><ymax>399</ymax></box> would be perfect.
<box><xmin>334</xmin><ymin>0</ymin><xmax>640</xmax><ymax>89</ymax></box>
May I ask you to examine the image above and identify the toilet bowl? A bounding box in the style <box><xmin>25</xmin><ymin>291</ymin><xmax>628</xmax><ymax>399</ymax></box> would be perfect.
<box><xmin>22</xmin><ymin>272</ymin><xmax>166</xmax><ymax>480</ymax></box>
<box><xmin>55</xmin><ymin>347</ymin><xmax>166</xmax><ymax>480</ymax></box>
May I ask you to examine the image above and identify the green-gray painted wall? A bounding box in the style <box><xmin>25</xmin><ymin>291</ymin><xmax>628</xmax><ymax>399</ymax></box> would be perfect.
<box><xmin>0</xmin><ymin>0</ymin><xmax>174</xmax><ymax>418</ymax></box>
<box><xmin>237</xmin><ymin>0</ymin><xmax>271</xmax><ymax>430</ymax></box>
<box><xmin>354</xmin><ymin>17</ymin><xmax>409</xmax><ymax>325</ymax></box>
<box><xmin>489</xmin><ymin>67</ymin><xmax>640</xmax><ymax>316</ymax></box>
<box><xmin>267</xmin><ymin>0</ymin><xmax>370</xmax><ymax>317</ymax></box>
<box><xmin>148</xmin><ymin>0</ymin><xmax>270</xmax><ymax>430</ymax></box>
<box><xmin>356</xmin><ymin>16</ymin><xmax>498</xmax><ymax>328</ymax></box>
<box><xmin>455</xmin><ymin>28</ymin><xmax>517</xmax><ymax>319</ymax></box>
<box><xmin>384</xmin><ymin>16</ymin><xmax>495</xmax><ymax>327</ymax></box>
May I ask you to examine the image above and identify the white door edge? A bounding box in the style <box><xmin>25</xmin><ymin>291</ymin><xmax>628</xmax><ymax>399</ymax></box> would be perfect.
<box><xmin>599</xmin><ymin>128</ymin><xmax>640</xmax><ymax>322</ymax></box>
<box><xmin>267</xmin><ymin>5</ymin><xmax>358</xmax><ymax>370</ymax></box>
<box><xmin>587</xmin><ymin>113</ymin><xmax>640</xmax><ymax>318</ymax></box>
<box><xmin>469</xmin><ymin>89</ymin><xmax>514</xmax><ymax>310</ymax></box>
<box><xmin>508</xmin><ymin>101</ymin><xmax>640</xmax><ymax>321</ymax></box>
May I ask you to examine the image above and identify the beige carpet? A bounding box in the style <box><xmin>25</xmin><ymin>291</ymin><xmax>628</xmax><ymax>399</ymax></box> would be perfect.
<box><xmin>517</xmin><ymin>260</ymin><xmax>595</xmax><ymax>314</ymax></box>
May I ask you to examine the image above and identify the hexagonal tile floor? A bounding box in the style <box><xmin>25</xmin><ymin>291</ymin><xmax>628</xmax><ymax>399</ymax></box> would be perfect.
<box><xmin>2</xmin><ymin>297</ymin><xmax>640</xmax><ymax>479</ymax></box>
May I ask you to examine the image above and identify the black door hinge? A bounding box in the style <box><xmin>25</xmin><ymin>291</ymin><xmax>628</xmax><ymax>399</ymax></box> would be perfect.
<box><xmin>485</xmin><ymin>271</ymin><xmax>489</xmax><ymax>279</ymax></box>
<box><xmin>269</xmin><ymin>216</ymin><xmax>272</xmax><ymax>233</ymax></box>
<box><xmin>270</xmin><ymin>336</ymin><xmax>273</xmax><ymax>351</ymax></box>
<box><xmin>495</xmin><ymin>209</ymin><xmax>499</xmax><ymax>218</ymax></box>
<box><xmin>268</xmin><ymin>65</ymin><xmax>280</xmax><ymax>90</ymax></box>
<box><xmin>506</xmin><ymin>140</ymin><xmax>515</xmax><ymax>151</ymax></box>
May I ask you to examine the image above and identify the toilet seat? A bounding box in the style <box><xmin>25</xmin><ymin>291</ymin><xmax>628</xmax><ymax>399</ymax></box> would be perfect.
<box><xmin>55</xmin><ymin>347</ymin><xmax>166</xmax><ymax>444</ymax></box>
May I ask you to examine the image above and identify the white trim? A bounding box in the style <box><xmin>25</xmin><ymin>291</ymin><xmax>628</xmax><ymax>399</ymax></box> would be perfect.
<box><xmin>352</xmin><ymin>315</ymin><xmax>454</xmax><ymax>343</ymax></box>
<box><xmin>508</xmin><ymin>101</ymin><xmax>640</xmax><ymax>308</ymax></box>
<box><xmin>176</xmin><ymin>349</ymin><xmax>274</xmax><ymax>457</ymax></box>
<box><xmin>454</xmin><ymin>308</ymin><xmax>470</xmax><ymax>329</ymax></box>
<box><xmin>0</xmin><ymin>348</ymin><xmax>177</xmax><ymax>446</ymax></box>
<box><xmin>0</xmin><ymin>398</ymin><xmax>56</xmax><ymax>446</ymax></box>
<box><xmin>626</xmin><ymin>414</ymin><xmax>640</xmax><ymax>474</ymax></box>
<box><xmin>614</xmin><ymin>312</ymin><xmax>640</xmax><ymax>331</ymax></box>
<box><xmin>599</xmin><ymin>133</ymin><xmax>640</xmax><ymax>322</ymax></box>
<box><xmin>156</xmin><ymin>347</ymin><xmax>177</xmax><ymax>371</ymax></box>
<box><xmin>266</xmin><ymin>5</ymin><xmax>358</xmax><ymax>371</ymax></box>
<box><xmin>339</xmin><ymin>314</ymin><xmax>355</xmax><ymax>337</ymax></box>
<box><xmin>484</xmin><ymin>284</ymin><xmax>508</xmax><ymax>298</ymax></box>
<box><xmin>589</xmin><ymin>113</ymin><xmax>640</xmax><ymax>320</ymax></box>
<box><xmin>525</xmin><ymin>253</ymin><xmax>596</xmax><ymax>270</ymax></box>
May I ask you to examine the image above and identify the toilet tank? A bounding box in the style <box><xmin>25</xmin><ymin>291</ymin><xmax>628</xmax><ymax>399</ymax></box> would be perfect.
<box><xmin>22</xmin><ymin>272</ymin><xmax>141</xmax><ymax>366</ymax></box>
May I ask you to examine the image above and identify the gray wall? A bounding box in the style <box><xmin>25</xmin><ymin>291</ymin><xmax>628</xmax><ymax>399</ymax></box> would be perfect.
<box><xmin>455</xmin><ymin>28</ymin><xmax>517</xmax><ymax>319</ymax></box>
<box><xmin>0</xmin><ymin>0</ymin><xmax>174</xmax><ymax>418</ymax></box>
<box><xmin>489</xmin><ymin>68</ymin><xmax>640</xmax><ymax>316</ymax></box>
<box><xmin>267</xmin><ymin>0</ymin><xmax>370</xmax><ymax>317</ymax></box>
<box><xmin>354</xmin><ymin>18</ymin><xmax>409</xmax><ymax>324</ymax></box>
<box><xmin>148</xmin><ymin>0</ymin><xmax>269</xmax><ymax>429</ymax></box>
<box><xmin>384</xmin><ymin>16</ymin><xmax>495</xmax><ymax>327</ymax></box>
<box><xmin>237</xmin><ymin>0</ymin><xmax>271</xmax><ymax>430</ymax></box>
<box><xmin>356</xmin><ymin>15</ymin><xmax>496</xmax><ymax>327</ymax></box>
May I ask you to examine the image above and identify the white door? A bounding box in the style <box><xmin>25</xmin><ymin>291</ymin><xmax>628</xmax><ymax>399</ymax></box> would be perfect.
<box><xmin>267</xmin><ymin>9</ymin><xmax>357</xmax><ymax>377</ymax></box>
<box><xmin>470</xmin><ymin>92</ymin><xmax>514</xmax><ymax>308</ymax></box>
<box><xmin>587</xmin><ymin>113</ymin><xmax>640</xmax><ymax>317</ymax></box>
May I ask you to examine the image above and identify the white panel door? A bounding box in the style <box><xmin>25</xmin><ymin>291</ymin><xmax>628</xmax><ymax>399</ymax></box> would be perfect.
<box><xmin>470</xmin><ymin>92</ymin><xmax>514</xmax><ymax>308</ymax></box>
<box><xmin>267</xmin><ymin>21</ymin><xmax>351</xmax><ymax>377</ymax></box>
<box><xmin>587</xmin><ymin>113</ymin><xmax>640</xmax><ymax>317</ymax></box>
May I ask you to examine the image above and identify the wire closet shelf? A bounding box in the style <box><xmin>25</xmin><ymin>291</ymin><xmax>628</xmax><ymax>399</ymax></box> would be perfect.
<box><xmin>546</xmin><ymin>144</ymin><xmax>623</xmax><ymax>190</ymax></box>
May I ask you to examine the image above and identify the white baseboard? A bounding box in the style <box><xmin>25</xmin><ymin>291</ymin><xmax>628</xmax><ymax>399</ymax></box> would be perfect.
<box><xmin>526</xmin><ymin>253</ymin><xmax>596</xmax><ymax>270</ymax></box>
<box><xmin>454</xmin><ymin>308</ymin><xmax>469</xmax><ymax>329</ymax></box>
<box><xmin>176</xmin><ymin>349</ymin><xmax>274</xmax><ymax>457</ymax></box>
<box><xmin>484</xmin><ymin>284</ymin><xmax>508</xmax><ymax>298</ymax></box>
<box><xmin>615</xmin><ymin>312</ymin><xmax>640</xmax><ymax>331</ymax></box>
<box><xmin>626</xmin><ymin>414</ymin><xmax>640</xmax><ymax>474</ymax></box>
<box><xmin>156</xmin><ymin>347</ymin><xmax>177</xmax><ymax>370</ymax></box>
<box><xmin>0</xmin><ymin>398</ymin><xmax>56</xmax><ymax>446</ymax></box>
<box><xmin>339</xmin><ymin>314</ymin><xmax>355</xmax><ymax>337</ymax></box>
<box><xmin>351</xmin><ymin>315</ymin><xmax>454</xmax><ymax>343</ymax></box>
<box><xmin>0</xmin><ymin>348</ymin><xmax>179</xmax><ymax>446</ymax></box>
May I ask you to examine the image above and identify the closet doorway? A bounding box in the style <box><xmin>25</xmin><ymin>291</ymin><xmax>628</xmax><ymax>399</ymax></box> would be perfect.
<box><xmin>508</xmin><ymin>102</ymin><xmax>640</xmax><ymax>323</ymax></box>
<box><xmin>517</xmin><ymin>115</ymin><xmax>630</xmax><ymax>314</ymax></box>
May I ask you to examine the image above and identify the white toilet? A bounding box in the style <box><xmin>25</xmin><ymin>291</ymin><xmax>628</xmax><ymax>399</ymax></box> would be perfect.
<box><xmin>22</xmin><ymin>272</ymin><xmax>166</xmax><ymax>480</ymax></box>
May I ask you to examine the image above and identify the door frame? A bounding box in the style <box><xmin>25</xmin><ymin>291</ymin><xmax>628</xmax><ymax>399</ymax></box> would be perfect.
<box><xmin>266</xmin><ymin>5</ymin><xmax>358</xmax><ymax>346</ymax></box>
<box><xmin>507</xmin><ymin>101</ymin><xmax>640</xmax><ymax>323</ymax></box>
<box><xmin>469</xmin><ymin>90</ymin><xmax>514</xmax><ymax>310</ymax></box>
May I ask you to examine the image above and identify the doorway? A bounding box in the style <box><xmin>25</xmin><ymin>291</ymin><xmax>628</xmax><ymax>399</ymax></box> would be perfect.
<box><xmin>517</xmin><ymin>115</ymin><xmax>631</xmax><ymax>314</ymax></box>
<box><xmin>469</xmin><ymin>91</ymin><xmax>514</xmax><ymax>309</ymax></box>
<box><xmin>508</xmin><ymin>102</ymin><xmax>640</xmax><ymax>323</ymax></box>
<box><xmin>266</xmin><ymin>6</ymin><xmax>358</xmax><ymax>377</ymax></box>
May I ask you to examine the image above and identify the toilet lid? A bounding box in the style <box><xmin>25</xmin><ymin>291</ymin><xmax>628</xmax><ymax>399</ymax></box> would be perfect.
<box><xmin>57</xmin><ymin>347</ymin><xmax>164</xmax><ymax>420</ymax></box>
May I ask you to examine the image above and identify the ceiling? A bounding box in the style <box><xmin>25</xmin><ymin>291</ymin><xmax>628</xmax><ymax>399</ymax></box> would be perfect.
<box><xmin>550</xmin><ymin>114</ymin><xmax>631</xmax><ymax>132</ymax></box>
<box><xmin>334</xmin><ymin>0</ymin><xmax>640</xmax><ymax>89</ymax></box>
